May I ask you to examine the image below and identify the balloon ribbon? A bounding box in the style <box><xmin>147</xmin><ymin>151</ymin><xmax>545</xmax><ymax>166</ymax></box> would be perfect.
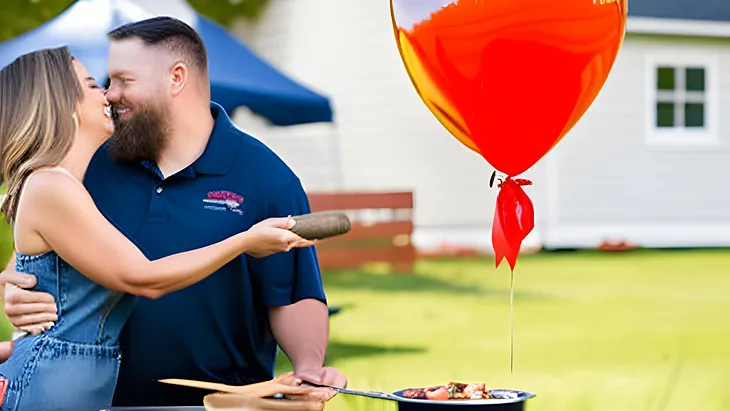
<box><xmin>491</xmin><ymin>177</ymin><xmax>535</xmax><ymax>373</ymax></box>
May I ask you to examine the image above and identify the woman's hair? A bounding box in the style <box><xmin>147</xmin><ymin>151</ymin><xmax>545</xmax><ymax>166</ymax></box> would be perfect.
<box><xmin>0</xmin><ymin>46</ymin><xmax>83</xmax><ymax>224</ymax></box>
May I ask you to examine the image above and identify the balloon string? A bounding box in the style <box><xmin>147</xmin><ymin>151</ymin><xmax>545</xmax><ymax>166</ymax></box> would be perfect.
<box><xmin>510</xmin><ymin>268</ymin><xmax>514</xmax><ymax>374</ymax></box>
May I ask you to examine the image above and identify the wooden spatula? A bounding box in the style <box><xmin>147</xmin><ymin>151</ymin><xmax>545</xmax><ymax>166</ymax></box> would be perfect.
<box><xmin>158</xmin><ymin>378</ymin><xmax>317</xmax><ymax>397</ymax></box>
<box><xmin>159</xmin><ymin>378</ymin><xmax>259</xmax><ymax>395</ymax></box>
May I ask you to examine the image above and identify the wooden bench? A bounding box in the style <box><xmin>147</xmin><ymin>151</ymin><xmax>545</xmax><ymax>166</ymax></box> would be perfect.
<box><xmin>306</xmin><ymin>192</ymin><xmax>416</xmax><ymax>273</ymax></box>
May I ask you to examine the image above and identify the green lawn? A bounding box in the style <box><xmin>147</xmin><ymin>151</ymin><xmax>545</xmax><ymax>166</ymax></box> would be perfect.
<box><xmin>0</xmin><ymin>240</ymin><xmax>726</xmax><ymax>410</ymax></box>
<box><xmin>277</xmin><ymin>249</ymin><xmax>730</xmax><ymax>411</ymax></box>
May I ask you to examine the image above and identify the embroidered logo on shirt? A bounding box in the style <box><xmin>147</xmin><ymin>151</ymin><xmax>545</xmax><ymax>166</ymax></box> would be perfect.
<box><xmin>203</xmin><ymin>190</ymin><xmax>244</xmax><ymax>215</ymax></box>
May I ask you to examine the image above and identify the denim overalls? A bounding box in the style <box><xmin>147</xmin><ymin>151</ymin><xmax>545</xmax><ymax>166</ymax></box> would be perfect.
<box><xmin>0</xmin><ymin>251</ymin><xmax>136</xmax><ymax>411</ymax></box>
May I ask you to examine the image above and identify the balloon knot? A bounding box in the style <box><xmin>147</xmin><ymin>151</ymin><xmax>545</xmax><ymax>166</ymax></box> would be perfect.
<box><xmin>513</xmin><ymin>178</ymin><xmax>532</xmax><ymax>187</ymax></box>
<box><xmin>489</xmin><ymin>171</ymin><xmax>532</xmax><ymax>189</ymax></box>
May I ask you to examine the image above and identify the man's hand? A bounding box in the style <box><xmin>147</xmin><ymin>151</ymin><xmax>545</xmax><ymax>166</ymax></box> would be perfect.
<box><xmin>203</xmin><ymin>372</ymin><xmax>328</xmax><ymax>410</ymax></box>
<box><xmin>0</xmin><ymin>341</ymin><xmax>13</xmax><ymax>364</ymax></box>
<box><xmin>296</xmin><ymin>366</ymin><xmax>348</xmax><ymax>401</ymax></box>
<box><xmin>0</xmin><ymin>269</ymin><xmax>57</xmax><ymax>336</ymax></box>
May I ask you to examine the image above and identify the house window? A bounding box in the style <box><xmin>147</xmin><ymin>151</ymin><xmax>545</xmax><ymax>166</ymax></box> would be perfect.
<box><xmin>646</xmin><ymin>54</ymin><xmax>718</xmax><ymax>146</ymax></box>
<box><xmin>655</xmin><ymin>66</ymin><xmax>706</xmax><ymax>128</ymax></box>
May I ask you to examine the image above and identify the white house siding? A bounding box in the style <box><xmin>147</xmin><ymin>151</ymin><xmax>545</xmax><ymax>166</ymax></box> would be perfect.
<box><xmin>545</xmin><ymin>35</ymin><xmax>730</xmax><ymax>249</ymax></box>
<box><xmin>230</xmin><ymin>0</ymin><xmax>548</xmax><ymax>253</ymax></box>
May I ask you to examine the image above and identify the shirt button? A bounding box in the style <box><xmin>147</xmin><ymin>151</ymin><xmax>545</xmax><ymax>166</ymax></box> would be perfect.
<box><xmin>156</xmin><ymin>187</ymin><xmax>163</xmax><ymax>194</ymax></box>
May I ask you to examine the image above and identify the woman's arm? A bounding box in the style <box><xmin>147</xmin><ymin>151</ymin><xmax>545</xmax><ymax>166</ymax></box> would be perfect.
<box><xmin>21</xmin><ymin>170</ymin><xmax>306</xmax><ymax>299</ymax></box>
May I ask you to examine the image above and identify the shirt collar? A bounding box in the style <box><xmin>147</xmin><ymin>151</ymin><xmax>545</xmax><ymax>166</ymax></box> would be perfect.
<box><xmin>192</xmin><ymin>102</ymin><xmax>241</xmax><ymax>176</ymax></box>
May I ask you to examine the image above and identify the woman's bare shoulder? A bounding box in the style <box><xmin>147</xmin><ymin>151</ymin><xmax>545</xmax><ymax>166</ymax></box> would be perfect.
<box><xmin>22</xmin><ymin>167</ymin><xmax>85</xmax><ymax>205</ymax></box>
<box><xmin>14</xmin><ymin>168</ymin><xmax>86</xmax><ymax>254</ymax></box>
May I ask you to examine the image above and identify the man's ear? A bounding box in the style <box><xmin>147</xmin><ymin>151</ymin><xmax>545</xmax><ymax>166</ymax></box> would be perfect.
<box><xmin>170</xmin><ymin>62</ymin><xmax>187</xmax><ymax>96</ymax></box>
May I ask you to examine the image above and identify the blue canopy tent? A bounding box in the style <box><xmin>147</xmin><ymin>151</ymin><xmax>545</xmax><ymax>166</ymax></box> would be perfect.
<box><xmin>0</xmin><ymin>0</ymin><xmax>333</xmax><ymax>126</ymax></box>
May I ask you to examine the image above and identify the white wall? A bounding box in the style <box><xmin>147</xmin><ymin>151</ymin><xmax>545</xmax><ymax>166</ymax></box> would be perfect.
<box><xmin>545</xmin><ymin>35</ymin><xmax>730</xmax><ymax>248</ymax></box>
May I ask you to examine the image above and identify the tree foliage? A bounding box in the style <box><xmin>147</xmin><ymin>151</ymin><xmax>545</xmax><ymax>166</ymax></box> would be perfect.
<box><xmin>0</xmin><ymin>0</ymin><xmax>269</xmax><ymax>42</ymax></box>
<box><xmin>187</xmin><ymin>0</ymin><xmax>270</xmax><ymax>27</ymax></box>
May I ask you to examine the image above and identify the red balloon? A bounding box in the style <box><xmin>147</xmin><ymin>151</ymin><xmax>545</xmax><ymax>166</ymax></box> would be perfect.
<box><xmin>391</xmin><ymin>0</ymin><xmax>627</xmax><ymax>268</ymax></box>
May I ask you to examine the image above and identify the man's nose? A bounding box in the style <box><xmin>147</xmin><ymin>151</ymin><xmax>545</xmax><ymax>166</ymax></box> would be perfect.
<box><xmin>105</xmin><ymin>87</ymin><xmax>120</xmax><ymax>103</ymax></box>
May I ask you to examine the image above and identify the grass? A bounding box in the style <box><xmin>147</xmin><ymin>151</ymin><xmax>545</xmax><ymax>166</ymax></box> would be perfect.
<box><xmin>276</xmin><ymin>249</ymin><xmax>730</xmax><ymax>411</ymax></box>
<box><xmin>0</xmin><ymin>235</ymin><xmax>726</xmax><ymax>410</ymax></box>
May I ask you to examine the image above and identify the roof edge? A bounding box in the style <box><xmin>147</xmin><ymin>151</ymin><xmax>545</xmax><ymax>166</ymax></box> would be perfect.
<box><xmin>627</xmin><ymin>16</ymin><xmax>730</xmax><ymax>38</ymax></box>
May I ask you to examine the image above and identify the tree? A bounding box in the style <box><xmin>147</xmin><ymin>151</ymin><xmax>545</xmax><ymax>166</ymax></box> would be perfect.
<box><xmin>0</xmin><ymin>0</ymin><xmax>74</xmax><ymax>42</ymax></box>
<box><xmin>0</xmin><ymin>0</ymin><xmax>269</xmax><ymax>42</ymax></box>
<box><xmin>187</xmin><ymin>0</ymin><xmax>271</xmax><ymax>27</ymax></box>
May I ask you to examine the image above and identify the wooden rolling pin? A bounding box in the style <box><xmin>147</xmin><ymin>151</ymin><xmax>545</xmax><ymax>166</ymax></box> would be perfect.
<box><xmin>290</xmin><ymin>211</ymin><xmax>351</xmax><ymax>240</ymax></box>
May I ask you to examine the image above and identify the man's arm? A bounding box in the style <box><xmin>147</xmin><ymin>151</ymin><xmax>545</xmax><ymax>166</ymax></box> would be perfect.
<box><xmin>0</xmin><ymin>255</ymin><xmax>14</xmax><ymax>363</ymax></box>
<box><xmin>269</xmin><ymin>298</ymin><xmax>328</xmax><ymax>377</ymax></box>
<box><xmin>0</xmin><ymin>254</ymin><xmax>58</xmax><ymax>334</ymax></box>
<box><xmin>247</xmin><ymin>178</ymin><xmax>346</xmax><ymax>392</ymax></box>
<box><xmin>0</xmin><ymin>253</ymin><xmax>56</xmax><ymax>363</ymax></box>
<box><xmin>0</xmin><ymin>254</ymin><xmax>14</xmax><ymax>304</ymax></box>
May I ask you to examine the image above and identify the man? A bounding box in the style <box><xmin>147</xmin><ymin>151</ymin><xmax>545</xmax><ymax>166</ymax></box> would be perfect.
<box><xmin>0</xmin><ymin>16</ymin><xmax>346</xmax><ymax>406</ymax></box>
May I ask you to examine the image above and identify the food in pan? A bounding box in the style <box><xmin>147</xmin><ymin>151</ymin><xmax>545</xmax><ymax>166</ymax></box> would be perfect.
<box><xmin>401</xmin><ymin>382</ymin><xmax>492</xmax><ymax>400</ymax></box>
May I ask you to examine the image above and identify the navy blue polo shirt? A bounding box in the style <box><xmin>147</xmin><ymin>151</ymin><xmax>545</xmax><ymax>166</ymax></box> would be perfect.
<box><xmin>82</xmin><ymin>102</ymin><xmax>327</xmax><ymax>407</ymax></box>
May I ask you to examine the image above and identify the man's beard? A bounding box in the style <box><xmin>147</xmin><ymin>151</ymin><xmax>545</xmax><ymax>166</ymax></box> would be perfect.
<box><xmin>107</xmin><ymin>104</ymin><xmax>170</xmax><ymax>163</ymax></box>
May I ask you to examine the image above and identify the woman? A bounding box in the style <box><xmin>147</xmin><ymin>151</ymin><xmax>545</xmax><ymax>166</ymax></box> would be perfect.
<box><xmin>0</xmin><ymin>47</ymin><xmax>317</xmax><ymax>410</ymax></box>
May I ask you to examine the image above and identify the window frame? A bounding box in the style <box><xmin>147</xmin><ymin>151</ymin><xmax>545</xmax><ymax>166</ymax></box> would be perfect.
<box><xmin>645</xmin><ymin>53</ymin><xmax>719</xmax><ymax>147</ymax></box>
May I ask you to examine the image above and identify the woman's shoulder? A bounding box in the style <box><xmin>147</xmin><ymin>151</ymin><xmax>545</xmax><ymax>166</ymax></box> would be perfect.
<box><xmin>15</xmin><ymin>168</ymin><xmax>85</xmax><ymax>254</ymax></box>
<box><xmin>23</xmin><ymin>167</ymin><xmax>84</xmax><ymax>204</ymax></box>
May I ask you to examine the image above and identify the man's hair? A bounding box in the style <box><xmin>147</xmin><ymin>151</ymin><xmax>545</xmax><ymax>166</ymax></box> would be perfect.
<box><xmin>108</xmin><ymin>17</ymin><xmax>208</xmax><ymax>72</ymax></box>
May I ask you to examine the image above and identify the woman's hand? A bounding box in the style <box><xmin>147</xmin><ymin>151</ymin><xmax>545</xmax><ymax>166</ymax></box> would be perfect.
<box><xmin>244</xmin><ymin>217</ymin><xmax>315</xmax><ymax>258</ymax></box>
